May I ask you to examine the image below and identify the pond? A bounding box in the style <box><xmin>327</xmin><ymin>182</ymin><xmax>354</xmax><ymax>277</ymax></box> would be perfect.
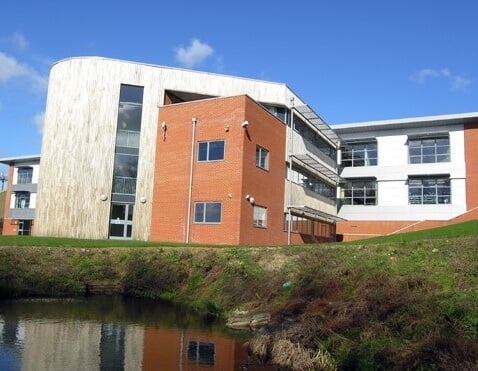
<box><xmin>0</xmin><ymin>296</ymin><xmax>275</xmax><ymax>370</ymax></box>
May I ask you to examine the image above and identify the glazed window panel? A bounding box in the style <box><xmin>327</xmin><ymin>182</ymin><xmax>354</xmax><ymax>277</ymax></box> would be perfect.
<box><xmin>256</xmin><ymin>146</ymin><xmax>269</xmax><ymax>170</ymax></box>
<box><xmin>287</xmin><ymin>165</ymin><xmax>336</xmax><ymax>201</ymax></box>
<box><xmin>341</xmin><ymin>179</ymin><xmax>377</xmax><ymax>205</ymax></box>
<box><xmin>293</xmin><ymin>116</ymin><xmax>337</xmax><ymax>162</ymax></box>
<box><xmin>341</xmin><ymin>142</ymin><xmax>377</xmax><ymax>167</ymax></box>
<box><xmin>198</xmin><ymin>140</ymin><xmax>225</xmax><ymax>162</ymax></box>
<box><xmin>119</xmin><ymin>84</ymin><xmax>144</xmax><ymax>104</ymax></box>
<box><xmin>253</xmin><ymin>205</ymin><xmax>267</xmax><ymax>228</ymax></box>
<box><xmin>17</xmin><ymin>167</ymin><xmax>33</xmax><ymax>184</ymax></box>
<box><xmin>408</xmin><ymin>177</ymin><xmax>451</xmax><ymax>204</ymax></box>
<box><xmin>194</xmin><ymin>202</ymin><xmax>222</xmax><ymax>223</ymax></box>
<box><xmin>15</xmin><ymin>192</ymin><xmax>30</xmax><ymax>208</ymax></box>
<box><xmin>408</xmin><ymin>137</ymin><xmax>449</xmax><ymax>164</ymax></box>
<box><xmin>113</xmin><ymin>154</ymin><xmax>138</xmax><ymax>178</ymax></box>
<box><xmin>187</xmin><ymin>341</ymin><xmax>215</xmax><ymax>366</ymax></box>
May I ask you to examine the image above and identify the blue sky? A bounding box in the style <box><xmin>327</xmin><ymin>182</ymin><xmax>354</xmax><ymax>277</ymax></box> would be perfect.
<box><xmin>1</xmin><ymin>0</ymin><xmax>477</xmax><ymax>175</ymax></box>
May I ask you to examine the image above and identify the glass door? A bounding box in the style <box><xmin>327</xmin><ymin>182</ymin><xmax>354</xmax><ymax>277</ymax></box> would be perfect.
<box><xmin>109</xmin><ymin>203</ymin><xmax>134</xmax><ymax>239</ymax></box>
<box><xmin>17</xmin><ymin>220</ymin><xmax>31</xmax><ymax>236</ymax></box>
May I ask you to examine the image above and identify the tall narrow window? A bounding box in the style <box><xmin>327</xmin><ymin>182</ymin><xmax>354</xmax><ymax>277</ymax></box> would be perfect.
<box><xmin>109</xmin><ymin>84</ymin><xmax>143</xmax><ymax>240</ymax></box>
<box><xmin>112</xmin><ymin>84</ymin><xmax>143</xmax><ymax>197</ymax></box>
<box><xmin>253</xmin><ymin>205</ymin><xmax>267</xmax><ymax>228</ymax></box>
<box><xmin>198</xmin><ymin>140</ymin><xmax>225</xmax><ymax>162</ymax></box>
<box><xmin>256</xmin><ymin>146</ymin><xmax>269</xmax><ymax>170</ymax></box>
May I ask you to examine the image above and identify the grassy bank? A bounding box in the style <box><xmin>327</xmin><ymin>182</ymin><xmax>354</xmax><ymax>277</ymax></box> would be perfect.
<box><xmin>1</xmin><ymin>221</ymin><xmax>477</xmax><ymax>369</ymax></box>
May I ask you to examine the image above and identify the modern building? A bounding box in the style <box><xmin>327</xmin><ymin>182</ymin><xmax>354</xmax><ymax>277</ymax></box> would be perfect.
<box><xmin>1</xmin><ymin>56</ymin><xmax>476</xmax><ymax>244</ymax></box>
<box><xmin>29</xmin><ymin>57</ymin><xmax>340</xmax><ymax>245</ymax></box>
<box><xmin>334</xmin><ymin>112</ymin><xmax>478</xmax><ymax>240</ymax></box>
<box><xmin>0</xmin><ymin>155</ymin><xmax>40</xmax><ymax>236</ymax></box>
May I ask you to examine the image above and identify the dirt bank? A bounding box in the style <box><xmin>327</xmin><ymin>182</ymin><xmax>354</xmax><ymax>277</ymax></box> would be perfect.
<box><xmin>1</xmin><ymin>238</ymin><xmax>477</xmax><ymax>369</ymax></box>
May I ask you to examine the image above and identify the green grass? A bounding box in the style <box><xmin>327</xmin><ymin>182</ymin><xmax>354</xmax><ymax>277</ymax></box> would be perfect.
<box><xmin>341</xmin><ymin>219</ymin><xmax>478</xmax><ymax>245</ymax></box>
<box><xmin>0</xmin><ymin>235</ymin><xmax>209</xmax><ymax>248</ymax></box>
<box><xmin>3</xmin><ymin>219</ymin><xmax>475</xmax><ymax>248</ymax></box>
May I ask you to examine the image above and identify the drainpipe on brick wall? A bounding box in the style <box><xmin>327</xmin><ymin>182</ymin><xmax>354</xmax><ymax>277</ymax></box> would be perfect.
<box><xmin>186</xmin><ymin>117</ymin><xmax>197</xmax><ymax>244</ymax></box>
<box><xmin>287</xmin><ymin>98</ymin><xmax>295</xmax><ymax>245</ymax></box>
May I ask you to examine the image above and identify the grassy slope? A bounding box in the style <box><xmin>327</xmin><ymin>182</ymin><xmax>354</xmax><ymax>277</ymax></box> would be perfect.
<box><xmin>0</xmin><ymin>220</ymin><xmax>477</xmax><ymax>369</ymax></box>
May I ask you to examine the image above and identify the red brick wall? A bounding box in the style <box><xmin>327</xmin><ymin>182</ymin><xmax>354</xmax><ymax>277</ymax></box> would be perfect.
<box><xmin>2</xmin><ymin>166</ymin><xmax>16</xmax><ymax>235</ymax></box>
<box><xmin>238</xmin><ymin>98</ymin><xmax>286</xmax><ymax>245</ymax></box>
<box><xmin>151</xmin><ymin>95</ymin><xmax>286</xmax><ymax>245</ymax></box>
<box><xmin>465</xmin><ymin>120</ymin><xmax>478</xmax><ymax>210</ymax></box>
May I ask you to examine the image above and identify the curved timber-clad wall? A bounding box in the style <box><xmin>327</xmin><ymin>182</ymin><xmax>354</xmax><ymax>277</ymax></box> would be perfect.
<box><xmin>35</xmin><ymin>58</ymin><xmax>161</xmax><ymax>239</ymax></box>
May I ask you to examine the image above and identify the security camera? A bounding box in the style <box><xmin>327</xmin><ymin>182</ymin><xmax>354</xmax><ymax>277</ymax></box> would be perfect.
<box><xmin>241</xmin><ymin>120</ymin><xmax>249</xmax><ymax>128</ymax></box>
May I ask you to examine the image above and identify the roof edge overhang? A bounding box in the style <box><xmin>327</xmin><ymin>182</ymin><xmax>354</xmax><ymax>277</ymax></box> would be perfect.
<box><xmin>288</xmin><ymin>205</ymin><xmax>344</xmax><ymax>222</ymax></box>
<box><xmin>291</xmin><ymin>154</ymin><xmax>342</xmax><ymax>184</ymax></box>
<box><xmin>0</xmin><ymin>154</ymin><xmax>41</xmax><ymax>165</ymax></box>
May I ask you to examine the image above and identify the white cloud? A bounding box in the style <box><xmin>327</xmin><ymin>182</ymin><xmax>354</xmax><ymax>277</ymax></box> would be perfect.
<box><xmin>175</xmin><ymin>39</ymin><xmax>214</xmax><ymax>68</ymax></box>
<box><xmin>0</xmin><ymin>52</ymin><xmax>47</xmax><ymax>92</ymax></box>
<box><xmin>10</xmin><ymin>32</ymin><xmax>28</xmax><ymax>51</ymax></box>
<box><xmin>411</xmin><ymin>68</ymin><xmax>472</xmax><ymax>91</ymax></box>
<box><xmin>33</xmin><ymin>111</ymin><xmax>45</xmax><ymax>134</ymax></box>
<box><xmin>451</xmin><ymin>75</ymin><xmax>472</xmax><ymax>91</ymax></box>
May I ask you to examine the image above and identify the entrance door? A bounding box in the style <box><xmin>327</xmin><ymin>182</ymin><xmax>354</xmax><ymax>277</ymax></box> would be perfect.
<box><xmin>109</xmin><ymin>203</ymin><xmax>134</xmax><ymax>239</ymax></box>
<box><xmin>17</xmin><ymin>220</ymin><xmax>32</xmax><ymax>236</ymax></box>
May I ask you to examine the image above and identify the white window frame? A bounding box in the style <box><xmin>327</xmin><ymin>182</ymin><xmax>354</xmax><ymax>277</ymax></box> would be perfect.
<box><xmin>253</xmin><ymin>205</ymin><xmax>267</xmax><ymax>228</ymax></box>
<box><xmin>255</xmin><ymin>145</ymin><xmax>269</xmax><ymax>170</ymax></box>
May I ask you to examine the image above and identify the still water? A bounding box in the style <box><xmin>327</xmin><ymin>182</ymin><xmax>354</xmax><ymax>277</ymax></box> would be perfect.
<box><xmin>0</xmin><ymin>296</ymin><xmax>274</xmax><ymax>371</ymax></box>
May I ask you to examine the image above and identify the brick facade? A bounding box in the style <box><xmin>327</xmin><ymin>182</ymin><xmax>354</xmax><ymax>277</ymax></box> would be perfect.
<box><xmin>150</xmin><ymin>95</ymin><xmax>287</xmax><ymax>245</ymax></box>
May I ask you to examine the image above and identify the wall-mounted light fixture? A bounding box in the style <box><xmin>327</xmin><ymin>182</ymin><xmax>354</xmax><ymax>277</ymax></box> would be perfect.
<box><xmin>241</xmin><ymin>120</ymin><xmax>249</xmax><ymax>128</ymax></box>
<box><xmin>225</xmin><ymin>125</ymin><xmax>230</xmax><ymax>132</ymax></box>
<box><xmin>245</xmin><ymin>194</ymin><xmax>255</xmax><ymax>204</ymax></box>
<box><xmin>161</xmin><ymin>121</ymin><xmax>167</xmax><ymax>141</ymax></box>
<box><xmin>140</xmin><ymin>197</ymin><xmax>147</xmax><ymax>204</ymax></box>
<box><xmin>100</xmin><ymin>194</ymin><xmax>108</xmax><ymax>201</ymax></box>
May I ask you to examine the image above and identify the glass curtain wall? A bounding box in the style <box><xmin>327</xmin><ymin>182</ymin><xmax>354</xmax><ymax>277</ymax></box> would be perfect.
<box><xmin>109</xmin><ymin>84</ymin><xmax>144</xmax><ymax>239</ymax></box>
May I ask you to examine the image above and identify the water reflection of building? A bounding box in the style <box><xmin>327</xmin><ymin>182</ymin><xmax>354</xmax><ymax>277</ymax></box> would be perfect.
<box><xmin>19</xmin><ymin>320</ymin><xmax>143</xmax><ymax>371</ymax></box>
<box><xmin>142</xmin><ymin>327</ymin><xmax>273</xmax><ymax>371</ymax></box>
<box><xmin>0</xmin><ymin>318</ymin><xmax>24</xmax><ymax>370</ymax></box>
<box><xmin>2</xmin><ymin>318</ymin><xmax>272</xmax><ymax>370</ymax></box>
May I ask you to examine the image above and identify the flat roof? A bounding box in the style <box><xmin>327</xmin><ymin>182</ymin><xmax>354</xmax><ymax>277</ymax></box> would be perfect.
<box><xmin>0</xmin><ymin>154</ymin><xmax>41</xmax><ymax>165</ymax></box>
<box><xmin>332</xmin><ymin>112</ymin><xmax>478</xmax><ymax>133</ymax></box>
